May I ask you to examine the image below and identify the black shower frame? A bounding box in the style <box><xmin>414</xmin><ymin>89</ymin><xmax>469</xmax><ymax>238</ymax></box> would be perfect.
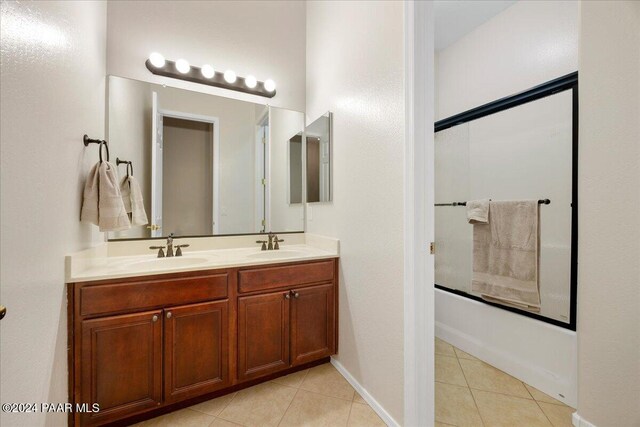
<box><xmin>434</xmin><ymin>71</ymin><xmax>578</xmax><ymax>331</ymax></box>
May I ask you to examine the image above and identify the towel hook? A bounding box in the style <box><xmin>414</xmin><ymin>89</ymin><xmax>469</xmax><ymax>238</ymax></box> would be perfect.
<box><xmin>116</xmin><ymin>158</ymin><xmax>133</xmax><ymax>177</ymax></box>
<box><xmin>83</xmin><ymin>135</ymin><xmax>109</xmax><ymax>163</ymax></box>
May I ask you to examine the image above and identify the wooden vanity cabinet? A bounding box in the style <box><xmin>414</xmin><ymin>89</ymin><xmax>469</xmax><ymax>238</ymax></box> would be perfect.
<box><xmin>237</xmin><ymin>260</ymin><xmax>337</xmax><ymax>380</ymax></box>
<box><xmin>79</xmin><ymin>310</ymin><xmax>163</xmax><ymax>426</ymax></box>
<box><xmin>68</xmin><ymin>258</ymin><xmax>338</xmax><ymax>426</ymax></box>
<box><xmin>164</xmin><ymin>300</ymin><xmax>230</xmax><ymax>402</ymax></box>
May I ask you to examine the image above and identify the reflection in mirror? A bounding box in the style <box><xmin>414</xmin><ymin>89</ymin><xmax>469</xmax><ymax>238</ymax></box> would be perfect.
<box><xmin>306</xmin><ymin>112</ymin><xmax>332</xmax><ymax>203</ymax></box>
<box><xmin>107</xmin><ymin>75</ymin><xmax>304</xmax><ymax>239</ymax></box>
<box><xmin>288</xmin><ymin>133</ymin><xmax>303</xmax><ymax>204</ymax></box>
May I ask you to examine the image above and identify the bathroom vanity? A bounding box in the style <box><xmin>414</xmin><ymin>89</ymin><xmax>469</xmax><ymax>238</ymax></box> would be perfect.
<box><xmin>66</xmin><ymin>235</ymin><xmax>339</xmax><ymax>426</ymax></box>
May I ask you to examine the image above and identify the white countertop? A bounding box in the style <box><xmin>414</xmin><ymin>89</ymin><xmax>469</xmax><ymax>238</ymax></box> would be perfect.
<box><xmin>65</xmin><ymin>233</ymin><xmax>339</xmax><ymax>283</ymax></box>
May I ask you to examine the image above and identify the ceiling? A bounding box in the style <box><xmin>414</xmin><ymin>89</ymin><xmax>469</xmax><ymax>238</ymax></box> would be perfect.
<box><xmin>435</xmin><ymin>0</ymin><xmax>517</xmax><ymax>51</ymax></box>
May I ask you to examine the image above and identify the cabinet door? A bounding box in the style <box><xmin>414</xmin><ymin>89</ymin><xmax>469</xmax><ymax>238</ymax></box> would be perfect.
<box><xmin>290</xmin><ymin>283</ymin><xmax>335</xmax><ymax>366</ymax></box>
<box><xmin>238</xmin><ymin>291</ymin><xmax>290</xmax><ymax>380</ymax></box>
<box><xmin>80</xmin><ymin>310</ymin><xmax>162</xmax><ymax>425</ymax></box>
<box><xmin>164</xmin><ymin>300</ymin><xmax>230</xmax><ymax>402</ymax></box>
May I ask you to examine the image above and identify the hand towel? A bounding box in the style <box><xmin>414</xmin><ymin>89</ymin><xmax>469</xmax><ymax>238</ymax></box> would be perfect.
<box><xmin>97</xmin><ymin>162</ymin><xmax>130</xmax><ymax>232</ymax></box>
<box><xmin>467</xmin><ymin>199</ymin><xmax>490</xmax><ymax>224</ymax></box>
<box><xmin>129</xmin><ymin>176</ymin><xmax>148</xmax><ymax>226</ymax></box>
<box><xmin>471</xmin><ymin>200</ymin><xmax>540</xmax><ymax>312</ymax></box>
<box><xmin>80</xmin><ymin>163</ymin><xmax>100</xmax><ymax>225</ymax></box>
<box><xmin>119</xmin><ymin>175</ymin><xmax>132</xmax><ymax>214</ymax></box>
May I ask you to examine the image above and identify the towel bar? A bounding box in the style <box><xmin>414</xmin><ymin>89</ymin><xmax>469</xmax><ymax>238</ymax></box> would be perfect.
<box><xmin>435</xmin><ymin>199</ymin><xmax>551</xmax><ymax>207</ymax></box>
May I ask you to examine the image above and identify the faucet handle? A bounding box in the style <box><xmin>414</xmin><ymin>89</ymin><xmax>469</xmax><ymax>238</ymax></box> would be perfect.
<box><xmin>149</xmin><ymin>245</ymin><xmax>165</xmax><ymax>258</ymax></box>
<box><xmin>273</xmin><ymin>235</ymin><xmax>284</xmax><ymax>250</ymax></box>
<box><xmin>175</xmin><ymin>244</ymin><xmax>190</xmax><ymax>257</ymax></box>
<box><xmin>256</xmin><ymin>240</ymin><xmax>268</xmax><ymax>251</ymax></box>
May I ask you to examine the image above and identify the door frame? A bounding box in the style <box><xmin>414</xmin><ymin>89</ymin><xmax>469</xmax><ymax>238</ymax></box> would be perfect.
<box><xmin>156</xmin><ymin>108</ymin><xmax>220</xmax><ymax>235</ymax></box>
<box><xmin>403</xmin><ymin>2</ymin><xmax>435</xmax><ymax>426</ymax></box>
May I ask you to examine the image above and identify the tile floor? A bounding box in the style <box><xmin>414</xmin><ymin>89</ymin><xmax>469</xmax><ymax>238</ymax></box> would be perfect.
<box><xmin>133</xmin><ymin>363</ymin><xmax>386</xmax><ymax>427</ymax></box>
<box><xmin>435</xmin><ymin>338</ymin><xmax>575</xmax><ymax>427</ymax></box>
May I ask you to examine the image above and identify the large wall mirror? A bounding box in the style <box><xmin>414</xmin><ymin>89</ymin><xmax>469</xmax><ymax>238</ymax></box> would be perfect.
<box><xmin>107</xmin><ymin>75</ymin><xmax>304</xmax><ymax>240</ymax></box>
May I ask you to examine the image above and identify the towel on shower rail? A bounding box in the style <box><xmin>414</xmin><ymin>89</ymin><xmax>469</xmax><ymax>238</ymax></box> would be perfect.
<box><xmin>471</xmin><ymin>200</ymin><xmax>541</xmax><ymax>312</ymax></box>
<box><xmin>120</xmin><ymin>175</ymin><xmax>148</xmax><ymax>226</ymax></box>
<box><xmin>467</xmin><ymin>199</ymin><xmax>490</xmax><ymax>224</ymax></box>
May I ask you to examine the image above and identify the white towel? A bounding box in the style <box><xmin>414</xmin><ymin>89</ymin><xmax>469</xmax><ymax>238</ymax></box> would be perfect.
<box><xmin>467</xmin><ymin>199</ymin><xmax>490</xmax><ymax>224</ymax></box>
<box><xmin>471</xmin><ymin>200</ymin><xmax>540</xmax><ymax>312</ymax></box>
<box><xmin>80</xmin><ymin>163</ymin><xmax>100</xmax><ymax>225</ymax></box>
<box><xmin>120</xmin><ymin>175</ymin><xmax>148</xmax><ymax>226</ymax></box>
<box><xmin>98</xmin><ymin>162</ymin><xmax>130</xmax><ymax>232</ymax></box>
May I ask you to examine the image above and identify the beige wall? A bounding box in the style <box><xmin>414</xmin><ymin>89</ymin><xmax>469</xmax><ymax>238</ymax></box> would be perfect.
<box><xmin>163</xmin><ymin>118</ymin><xmax>213</xmax><ymax>236</ymax></box>
<box><xmin>107</xmin><ymin>1</ymin><xmax>306</xmax><ymax>111</ymax></box>
<box><xmin>306</xmin><ymin>1</ymin><xmax>405</xmax><ymax>423</ymax></box>
<box><xmin>577</xmin><ymin>2</ymin><xmax>640</xmax><ymax>426</ymax></box>
<box><xmin>0</xmin><ymin>1</ymin><xmax>107</xmax><ymax>425</ymax></box>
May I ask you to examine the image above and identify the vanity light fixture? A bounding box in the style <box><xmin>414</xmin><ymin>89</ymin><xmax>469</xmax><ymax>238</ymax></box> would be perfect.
<box><xmin>245</xmin><ymin>75</ymin><xmax>257</xmax><ymax>89</ymax></box>
<box><xmin>264</xmin><ymin>79</ymin><xmax>276</xmax><ymax>93</ymax></box>
<box><xmin>201</xmin><ymin>64</ymin><xmax>215</xmax><ymax>79</ymax></box>
<box><xmin>175</xmin><ymin>59</ymin><xmax>190</xmax><ymax>74</ymax></box>
<box><xmin>223</xmin><ymin>70</ymin><xmax>237</xmax><ymax>83</ymax></box>
<box><xmin>149</xmin><ymin>52</ymin><xmax>165</xmax><ymax>68</ymax></box>
<box><xmin>145</xmin><ymin>53</ymin><xmax>276</xmax><ymax>98</ymax></box>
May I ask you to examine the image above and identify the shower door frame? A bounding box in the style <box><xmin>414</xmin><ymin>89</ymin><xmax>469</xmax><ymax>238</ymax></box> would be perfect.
<box><xmin>434</xmin><ymin>71</ymin><xmax>579</xmax><ymax>331</ymax></box>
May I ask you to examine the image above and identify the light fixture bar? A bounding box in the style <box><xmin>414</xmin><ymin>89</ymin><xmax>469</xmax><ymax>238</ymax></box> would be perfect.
<box><xmin>145</xmin><ymin>59</ymin><xmax>276</xmax><ymax>98</ymax></box>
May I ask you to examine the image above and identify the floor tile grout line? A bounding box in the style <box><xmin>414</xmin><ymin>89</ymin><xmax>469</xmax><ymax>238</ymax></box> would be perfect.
<box><xmin>455</xmin><ymin>351</ymin><xmax>487</xmax><ymax>427</ymax></box>
<box><xmin>345</xmin><ymin>399</ymin><xmax>355</xmax><ymax>426</ymax></box>
<box><xmin>276</xmin><ymin>388</ymin><xmax>300</xmax><ymax>427</ymax></box>
<box><xmin>467</xmin><ymin>385</ymin><xmax>535</xmax><ymax>401</ymax></box>
<box><xmin>531</xmin><ymin>397</ymin><xmax>556</xmax><ymax>427</ymax></box>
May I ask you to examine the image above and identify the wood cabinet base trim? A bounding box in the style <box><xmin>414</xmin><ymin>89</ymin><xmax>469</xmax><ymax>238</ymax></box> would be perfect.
<box><xmin>100</xmin><ymin>357</ymin><xmax>330</xmax><ymax>427</ymax></box>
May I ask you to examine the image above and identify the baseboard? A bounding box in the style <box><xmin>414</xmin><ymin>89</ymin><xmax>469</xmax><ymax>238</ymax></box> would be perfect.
<box><xmin>572</xmin><ymin>412</ymin><xmax>597</xmax><ymax>427</ymax></box>
<box><xmin>436</xmin><ymin>320</ymin><xmax>576</xmax><ymax>407</ymax></box>
<box><xmin>330</xmin><ymin>358</ymin><xmax>400</xmax><ymax>427</ymax></box>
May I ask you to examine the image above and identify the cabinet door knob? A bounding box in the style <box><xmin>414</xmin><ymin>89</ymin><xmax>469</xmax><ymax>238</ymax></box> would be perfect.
<box><xmin>152</xmin><ymin>315</ymin><xmax>159</xmax><ymax>322</ymax></box>
<box><xmin>166</xmin><ymin>312</ymin><xmax>172</xmax><ymax>319</ymax></box>
<box><xmin>293</xmin><ymin>291</ymin><xmax>300</xmax><ymax>299</ymax></box>
<box><xmin>284</xmin><ymin>293</ymin><xmax>291</xmax><ymax>300</ymax></box>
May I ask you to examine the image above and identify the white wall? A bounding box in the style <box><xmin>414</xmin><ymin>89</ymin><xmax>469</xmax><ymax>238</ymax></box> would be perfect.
<box><xmin>306</xmin><ymin>1</ymin><xmax>405</xmax><ymax>424</ymax></box>
<box><xmin>107</xmin><ymin>0</ymin><xmax>306</xmax><ymax>112</ymax></box>
<box><xmin>436</xmin><ymin>0</ymin><xmax>579</xmax><ymax>120</ymax></box>
<box><xmin>434</xmin><ymin>0</ymin><xmax>580</xmax><ymax>406</ymax></box>
<box><xmin>577</xmin><ymin>2</ymin><xmax>640</xmax><ymax>426</ymax></box>
<box><xmin>0</xmin><ymin>1</ymin><xmax>107</xmax><ymax>425</ymax></box>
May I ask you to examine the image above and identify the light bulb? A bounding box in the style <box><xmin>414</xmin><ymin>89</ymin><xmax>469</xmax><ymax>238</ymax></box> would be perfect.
<box><xmin>245</xmin><ymin>75</ymin><xmax>257</xmax><ymax>89</ymax></box>
<box><xmin>201</xmin><ymin>64</ymin><xmax>215</xmax><ymax>79</ymax></box>
<box><xmin>149</xmin><ymin>52</ymin><xmax>165</xmax><ymax>68</ymax></box>
<box><xmin>264</xmin><ymin>79</ymin><xmax>276</xmax><ymax>92</ymax></box>
<box><xmin>224</xmin><ymin>70</ymin><xmax>237</xmax><ymax>83</ymax></box>
<box><xmin>175</xmin><ymin>59</ymin><xmax>190</xmax><ymax>74</ymax></box>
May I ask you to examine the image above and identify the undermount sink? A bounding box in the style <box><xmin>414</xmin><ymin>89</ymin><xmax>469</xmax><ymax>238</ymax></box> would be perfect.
<box><xmin>116</xmin><ymin>256</ymin><xmax>213</xmax><ymax>271</ymax></box>
<box><xmin>246</xmin><ymin>250</ymin><xmax>306</xmax><ymax>260</ymax></box>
